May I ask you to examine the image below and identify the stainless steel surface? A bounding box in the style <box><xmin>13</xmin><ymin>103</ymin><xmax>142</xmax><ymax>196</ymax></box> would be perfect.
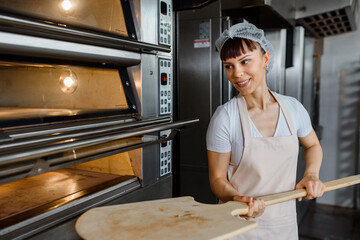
<box><xmin>0</xmin><ymin>119</ymin><xmax>198</xmax><ymax>185</ymax></box>
<box><xmin>266</xmin><ymin>29</ymin><xmax>287</xmax><ymax>95</ymax></box>
<box><xmin>302</xmin><ymin>37</ymin><xmax>316</xmax><ymax>114</ymax></box>
<box><xmin>285</xmin><ymin>26</ymin><xmax>305</xmax><ymax>102</ymax></box>
<box><xmin>336</xmin><ymin>66</ymin><xmax>360</xmax><ymax>208</ymax></box>
<box><xmin>221</xmin><ymin>0</ymin><xmax>295</xmax><ymax>18</ymax></box>
<box><xmin>139</xmin><ymin>0</ymin><xmax>158</xmax><ymax>45</ymax></box>
<box><xmin>0</xmin><ymin>119</ymin><xmax>198</xmax><ymax>164</ymax></box>
<box><xmin>0</xmin><ymin>31</ymin><xmax>141</xmax><ymax>66</ymax></box>
<box><xmin>0</xmin><ymin>1</ymin><xmax>198</xmax><ymax>239</ymax></box>
<box><xmin>295</xmin><ymin>0</ymin><xmax>355</xmax><ymax>19</ymax></box>
<box><xmin>295</xmin><ymin>0</ymin><xmax>357</xmax><ymax>38</ymax></box>
<box><xmin>4</xmin><ymin>116</ymin><xmax>170</xmax><ymax>141</ymax></box>
<box><xmin>177</xmin><ymin>1</ymin><xmax>221</xmax><ymax>203</ymax></box>
<box><xmin>0</xmin><ymin>117</ymin><xmax>171</xmax><ymax>151</ymax></box>
<box><xmin>221</xmin><ymin>0</ymin><xmax>295</xmax><ymax>28</ymax></box>
<box><xmin>220</xmin><ymin>0</ymin><xmax>357</xmax><ymax>38</ymax></box>
<box><xmin>0</xmin><ymin>12</ymin><xmax>170</xmax><ymax>53</ymax></box>
<box><xmin>141</xmin><ymin>54</ymin><xmax>158</xmax><ymax>117</ymax></box>
<box><xmin>318</xmin><ymin>3</ymin><xmax>360</xmax><ymax>206</ymax></box>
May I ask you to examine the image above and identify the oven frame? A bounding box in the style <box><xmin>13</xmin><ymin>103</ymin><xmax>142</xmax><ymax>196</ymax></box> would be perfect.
<box><xmin>0</xmin><ymin>1</ymin><xmax>198</xmax><ymax>239</ymax></box>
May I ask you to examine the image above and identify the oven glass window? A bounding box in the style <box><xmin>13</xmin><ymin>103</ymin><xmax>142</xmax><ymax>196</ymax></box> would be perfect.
<box><xmin>0</xmin><ymin>147</ymin><xmax>142</xmax><ymax>229</ymax></box>
<box><xmin>0</xmin><ymin>0</ymin><xmax>129</xmax><ymax>36</ymax></box>
<box><xmin>0</xmin><ymin>61</ymin><xmax>134</xmax><ymax>126</ymax></box>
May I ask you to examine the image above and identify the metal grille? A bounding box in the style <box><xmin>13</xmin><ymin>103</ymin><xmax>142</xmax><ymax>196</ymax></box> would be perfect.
<box><xmin>299</xmin><ymin>7</ymin><xmax>354</xmax><ymax>38</ymax></box>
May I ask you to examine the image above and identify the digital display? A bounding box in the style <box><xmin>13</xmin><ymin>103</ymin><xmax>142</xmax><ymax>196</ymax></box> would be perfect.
<box><xmin>161</xmin><ymin>73</ymin><xmax>167</xmax><ymax>85</ymax></box>
<box><xmin>161</xmin><ymin>1</ymin><xmax>167</xmax><ymax>15</ymax></box>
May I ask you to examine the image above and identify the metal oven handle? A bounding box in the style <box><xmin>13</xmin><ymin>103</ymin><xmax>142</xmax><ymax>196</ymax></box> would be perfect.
<box><xmin>0</xmin><ymin>119</ymin><xmax>199</xmax><ymax>164</ymax></box>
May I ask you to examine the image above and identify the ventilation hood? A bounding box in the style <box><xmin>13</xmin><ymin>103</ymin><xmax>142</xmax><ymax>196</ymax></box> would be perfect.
<box><xmin>295</xmin><ymin>0</ymin><xmax>357</xmax><ymax>38</ymax></box>
<box><xmin>221</xmin><ymin>0</ymin><xmax>296</xmax><ymax>30</ymax></box>
<box><xmin>220</xmin><ymin>0</ymin><xmax>357</xmax><ymax>37</ymax></box>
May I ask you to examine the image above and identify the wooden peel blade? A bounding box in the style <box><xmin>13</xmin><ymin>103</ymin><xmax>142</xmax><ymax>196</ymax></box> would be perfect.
<box><xmin>76</xmin><ymin>174</ymin><xmax>360</xmax><ymax>240</ymax></box>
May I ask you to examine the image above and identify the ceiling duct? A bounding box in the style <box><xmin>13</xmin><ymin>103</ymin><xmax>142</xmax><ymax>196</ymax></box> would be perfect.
<box><xmin>295</xmin><ymin>0</ymin><xmax>357</xmax><ymax>38</ymax></box>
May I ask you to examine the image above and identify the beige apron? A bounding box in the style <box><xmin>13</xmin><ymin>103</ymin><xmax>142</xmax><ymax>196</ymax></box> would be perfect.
<box><xmin>229</xmin><ymin>92</ymin><xmax>299</xmax><ymax>240</ymax></box>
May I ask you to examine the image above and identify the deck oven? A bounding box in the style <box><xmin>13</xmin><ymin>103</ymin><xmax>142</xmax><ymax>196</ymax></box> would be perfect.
<box><xmin>0</xmin><ymin>1</ymin><xmax>197</xmax><ymax>239</ymax></box>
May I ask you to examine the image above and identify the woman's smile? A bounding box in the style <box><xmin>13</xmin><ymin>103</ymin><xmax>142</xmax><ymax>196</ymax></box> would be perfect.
<box><xmin>236</xmin><ymin>78</ymin><xmax>251</xmax><ymax>88</ymax></box>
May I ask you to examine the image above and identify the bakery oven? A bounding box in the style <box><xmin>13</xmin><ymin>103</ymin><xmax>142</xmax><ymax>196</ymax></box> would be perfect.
<box><xmin>0</xmin><ymin>0</ymin><xmax>196</xmax><ymax>239</ymax></box>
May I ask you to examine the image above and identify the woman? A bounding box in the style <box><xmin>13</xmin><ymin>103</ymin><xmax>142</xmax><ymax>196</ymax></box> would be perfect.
<box><xmin>206</xmin><ymin>21</ymin><xmax>325</xmax><ymax>239</ymax></box>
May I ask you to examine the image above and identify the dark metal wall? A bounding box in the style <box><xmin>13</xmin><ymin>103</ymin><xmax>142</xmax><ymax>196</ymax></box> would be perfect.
<box><xmin>175</xmin><ymin>1</ymin><xmax>221</xmax><ymax>203</ymax></box>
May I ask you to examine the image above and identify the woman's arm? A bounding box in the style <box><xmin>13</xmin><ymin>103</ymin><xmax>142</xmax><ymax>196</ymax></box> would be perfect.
<box><xmin>208</xmin><ymin>150</ymin><xmax>265</xmax><ymax>218</ymax></box>
<box><xmin>296</xmin><ymin>129</ymin><xmax>325</xmax><ymax>200</ymax></box>
<box><xmin>208</xmin><ymin>150</ymin><xmax>238</xmax><ymax>202</ymax></box>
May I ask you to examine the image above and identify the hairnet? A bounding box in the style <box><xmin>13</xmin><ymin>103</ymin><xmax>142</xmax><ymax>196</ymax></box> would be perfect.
<box><xmin>215</xmin><ymin>21</ymin><xmax>274</xmax><ymax>73</ymax></box>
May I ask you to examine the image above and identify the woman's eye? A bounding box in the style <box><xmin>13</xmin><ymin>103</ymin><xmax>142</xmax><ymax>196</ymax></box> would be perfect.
<box><xmin>224</xmin><ymin>65</ymin><xmax>232</xmax><ymax>69</ymax></box>
<box><xmin>241</xmin><ymin>60</ymin><xmax>249</xmax><ymax>64</ymax></box>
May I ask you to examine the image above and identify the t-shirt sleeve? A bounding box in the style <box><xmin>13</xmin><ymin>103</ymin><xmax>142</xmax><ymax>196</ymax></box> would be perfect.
<box><xmin>293</xmin><ymin>99</ymin><xmax>313</xmax><ymax>137</ymax></box>
<box><xmin>206</xmin><ymin>106</ymin><xmax>232</xmax><ymax>153</ymax></box>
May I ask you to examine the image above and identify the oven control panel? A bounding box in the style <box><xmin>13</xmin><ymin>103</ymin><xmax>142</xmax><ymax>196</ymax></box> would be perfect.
<box><xmin>159</xmin><ymin>130</ymin><xmax>172</xmax><ymax>177</ymax></box>
<box><xmin>158</xmin><ymin>0</ymin><xmax>172</xmax><ymax>46</ymax></box>
<box><xmin>159</xmin><ymin>58</ymin><xmax>172</xmax><ymax>115</ymax></box>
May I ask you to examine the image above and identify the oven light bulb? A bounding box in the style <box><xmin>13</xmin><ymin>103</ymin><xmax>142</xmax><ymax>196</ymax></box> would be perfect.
<box><xmin>62</xmin><ymin>0</ymin><xmax>73</xmax><ymax>11</ymax></box>
<box><xmin>63</xmin><ymin>76</ymin><xmax>74</xmax><ymax>88</ymax></box>
<box><xmin>60</xmin><ymin>70</ymin><xmax>78</xmax><ymax>94</ymax></box>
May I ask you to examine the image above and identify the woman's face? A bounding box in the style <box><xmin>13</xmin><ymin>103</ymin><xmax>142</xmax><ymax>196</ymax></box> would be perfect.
<box><xmin>222</xmin><ymin>43</ymin><xmax>269</xmax><ymax>96</ymax></box>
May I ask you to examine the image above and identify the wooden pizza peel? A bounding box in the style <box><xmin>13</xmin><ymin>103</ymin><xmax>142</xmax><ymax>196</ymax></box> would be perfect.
<box><xmin>76</xmin><ymin>174</ymin><xmax>360</xmax><ymax>240</ymax></box>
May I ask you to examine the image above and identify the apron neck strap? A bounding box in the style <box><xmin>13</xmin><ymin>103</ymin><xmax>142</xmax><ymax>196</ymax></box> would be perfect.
<box><xmin>236</xmin><ymin>90</ymin><xmax>297</xmax><ymax>138</ymax></box>
<box><xmin>236</xmin><ymin>96</ymin><xmax>252</xmax><ymax>140</ymax></box>
<box><xmin>270</xmin><ymin>91</ymin><xmax>297</xmax><ymax>136</ymax></box>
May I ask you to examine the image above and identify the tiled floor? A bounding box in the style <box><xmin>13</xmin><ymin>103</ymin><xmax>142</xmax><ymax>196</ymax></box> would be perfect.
<box><xmin>298</xmin><ymin>202</ymin><xmax>360</xmax><ymax>240</ymax></box>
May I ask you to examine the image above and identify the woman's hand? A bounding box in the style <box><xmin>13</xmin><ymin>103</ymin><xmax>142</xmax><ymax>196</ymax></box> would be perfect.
<box><xmin>295</xmin><ymin>174</ymin><xmax>325</xmax><ymax>201</ymax></box>
<box><xmin>233</xmin><ymin>195</ymin><xmax>265</xmax><ymax>219</ymax></box>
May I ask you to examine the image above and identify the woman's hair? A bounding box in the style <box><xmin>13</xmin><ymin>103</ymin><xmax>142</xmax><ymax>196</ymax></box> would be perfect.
<box><xmin>220</xmin><ymin>37</ymin><xmax>265</xmax><ymax>61</ymax></box>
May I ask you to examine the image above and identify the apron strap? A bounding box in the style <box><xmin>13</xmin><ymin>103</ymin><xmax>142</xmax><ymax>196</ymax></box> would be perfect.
<box><xmin>237</xmin><ymin>91</ymin><xmax>297</xmax><ymax>138</ymax></box>
<box><xmin>236</xmin><ymin>95</ymin><xmax>252</xmax><ymax>145</ymax></box>
<box><xmin>270</xmin><ymin>91</ymin><xmax>297</xmax><ymax>136</ymax></box>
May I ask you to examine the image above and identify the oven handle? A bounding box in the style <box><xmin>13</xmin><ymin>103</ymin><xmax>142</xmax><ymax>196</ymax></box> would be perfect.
<box><xmin>0</xmin><ymin>12</ymin><xmax>171</xmax><ymax>54</ymax></box>
<box><xmin>0</xmin><ymin>119</ymin><xmax>199</xmax><ymax>164</ymax></box>
<box><xmin>3</xmin><ymin>116</ymin><xmax>172</xmax><ymax>143</ymax></box>
<box><xmin>46</xmin><ymin>128</ymin><xmax>179</xmax><ymax>169</ymax></box>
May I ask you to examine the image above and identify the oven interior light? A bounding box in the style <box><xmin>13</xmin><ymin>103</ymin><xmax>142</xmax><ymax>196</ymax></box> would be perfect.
<box><xmin>64</xmin><ymin>77</ymin><xmax>75</xmax><ymax>88</ymax></box>
<box><xmin>62</xmin><ymin>0</ymin><xmax>73</xmax><ymax>11</ymax></box>
<box><xmin>60</xmin><ymin>70</ymin><xmax>78</xmax><ymax>94</ymax></box>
